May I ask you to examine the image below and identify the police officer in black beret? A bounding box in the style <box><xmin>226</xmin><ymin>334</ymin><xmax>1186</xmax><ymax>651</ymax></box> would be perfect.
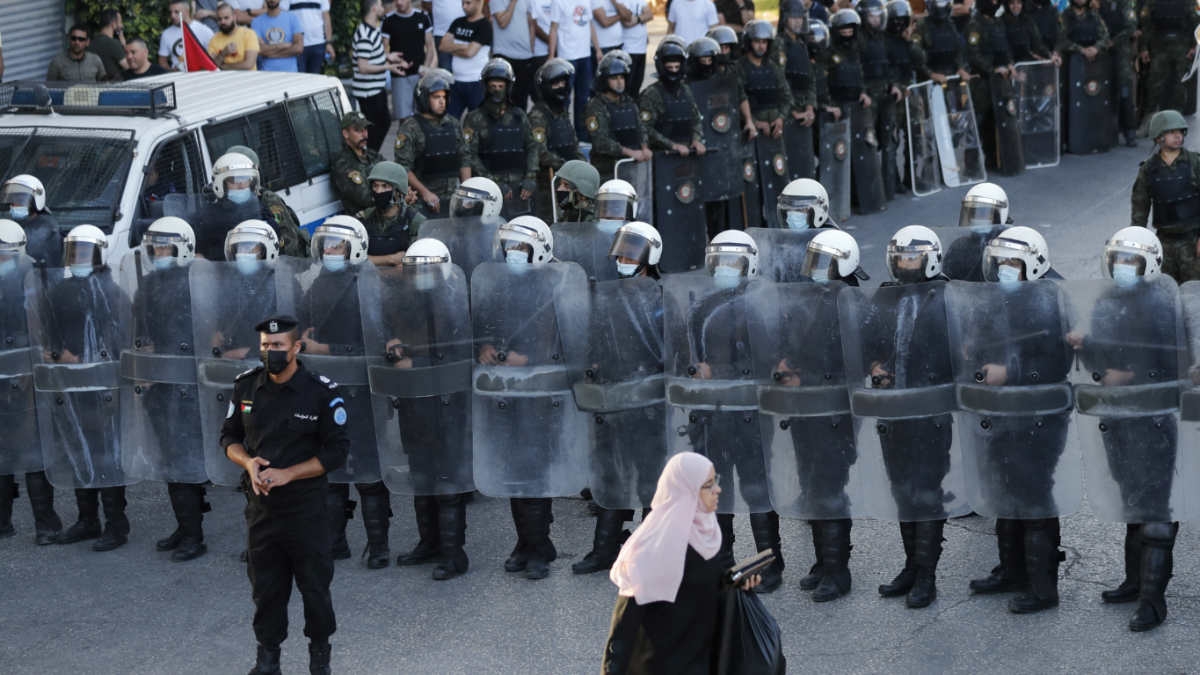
<box><xmin>221</xmin><ymin>315</ymin><xmax>351</xmax><ymax>675</ymax></box>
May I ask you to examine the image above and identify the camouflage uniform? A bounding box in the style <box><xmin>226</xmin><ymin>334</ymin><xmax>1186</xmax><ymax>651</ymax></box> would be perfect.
<box><xmin>913</xmin><ymin>16</ymin><xmax>967</xmax><ymax>77</ymax></box>
<box><xmin>737</xmin><ymin>53</ymin><xmax>794</xmax><ymax>122</ymax></box>
<box><xmin>528</xmin><ymin>102</ymin><xmax>583</xmax><ymax>221</ymax></box>
<box><xmin>393</xmin><ymin>114</ymin><xmax>467</xmax><ymax>210</ymax></box>
<box><xmin>1140</xmin><ymin>0</ymin><xmax>1200</xmax><ymax>114</ymax></box>
<box><xmin>1002</xmin><ymin>11</ymin><xmax>1051</xmax><ymax>62</ymax></box>
<box><xmin>965</xmin><ymin>13</ymin><xmax>1014</xmax><ymax>167</ymax></box>
<box><xmin>355</xmin><ymin>204</ymin><xmax>427</xmax><ymax>258</ymax></box>
<box><xmin>780</xmin><ymin>32</ymin><xmax>817</xmax><ymax>113</ymax></box>
<box><xmin>584</xmin><ymin>92</ymin><xmax>649</xmax><ymax>181</ymax></box>
<box><xmin>1131</xmin><ymin>148</ymin><xmax>1200</xmax><ymax>282</ymax></box>
<box><xmin>638</xmin><ymin>80</ymin><xmax>705</xmax><ymax>151</ymax></box>
<box><xmin>260</xmin><ymin>190</ymin><xmax>309</xmax><ymax>257</ymax></box>
<box><xmin>331</xmin><ymin>144</ymin><xmax>381</xmax><ymax>216</ymax></box>
<box><xmin>1098</xmin><ymin>0</ymin><xmax>1139</xmax><ymax>134</ymax></box>
<box><xmin>1030</xmin><ymin>0</ymin><xmax>1060</xmax><ymax>51</ymax></box>
<box><xmin>462</xmin><ymin>101</ymin><xmax>539</xmax><ymax>199</ymax></box>
<box><xmin>557</xmin><ymin>200</ymin><xmax>597</xmax><ymax>223</ymax></box>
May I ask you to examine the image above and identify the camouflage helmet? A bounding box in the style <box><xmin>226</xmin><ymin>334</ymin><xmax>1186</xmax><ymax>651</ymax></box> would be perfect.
<box><xmin>1148</xmin><ymin>110</ymin><xmax>1188</xmax><ymax>141</ymax></box>
<box><xmin>367</xmin><ymin>161</ymin><xmax>409</xmax><ymax>193</ymax></box>
<box><xmin>555</xmin><ymin>160</ymin><xmax>601</xmax><ymax>200</ymax></box>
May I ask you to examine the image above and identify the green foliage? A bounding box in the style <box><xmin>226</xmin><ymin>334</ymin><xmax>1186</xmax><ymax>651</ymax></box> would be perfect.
<box><xmin>330</xmin><ymin>0</ymin><xmax>361</xmax><ymax>79</ymax></box>
<box><xmin>69</xmin><ymin>0</ymin><xmax>174</xmax><ymax>53</ymax></box>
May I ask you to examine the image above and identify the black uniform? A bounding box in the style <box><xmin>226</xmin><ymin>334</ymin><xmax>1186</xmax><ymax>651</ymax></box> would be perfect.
<box><xmin>1002</xmin><ymin>11</ymin><xmax>1051</xmax><ymax>62</ymax></box>
<box><xmin>220</xmin><ymin>359</ymin><xmax>350</xmax><ymax>653</ymax></box>
<box><xmin>943</xmin><ymin>226</ymin><xmax>1007</xmax><ymax>281</ymax></box>
<box><xmin>194</xmin><ymin>198</ymin><xmax>263</xmax><ymax>261</ymax></box>
<box><xmin>21</xmin><ymin>213</ymin><xmax>62</xmax><ymax>267</ymax></box>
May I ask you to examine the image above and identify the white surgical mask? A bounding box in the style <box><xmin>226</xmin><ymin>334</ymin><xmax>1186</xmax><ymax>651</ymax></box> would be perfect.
<box><xmin>810</xmin><ymin>268</ymin><xmax>830</xmax><ymax>283</ymax></box>
<box><xmin>997</xmin><ymin>264</ymin><xmax>1021</xmax><ymax>287</ymax></box>
<box><xmin>322</xmin><ymin>254</ymin><xmax>347</xmax><ymax>273</ymax></box>
<box><xmin>1112</xmin><ymin>262</ymin><xmax>1139</xmax><ymax>287</ymax></box>
<box><xmin>506</xmin><ymin>249</ymin><xmax>529</xmax><ymax>266</ymax></box>
<box><xmin>414</xmin><ymin>271</ymin><xmax>437</xmax><ymax>291</ymax></box>
<box><xmin>712</xmin><ymin>265</ymin><xmax>741</xmax><ymax>288</ymax></box>
<box><xmin>615</xmin><ymin>261</ymin><xmax>639</xmax><ymax>277</ymax></box>
<box><xmin>0</xmin><ymin>258</ymin><xmax>17</xmax><ymax>277</ymax></box>
<box><xmin>227</xmin><ymin>188</ymin><xmax>253</xmax><ymax>205</ymax></box>
<box><xmin>235</xmin><ymin>252</ymin><xmax>261</xmax><ymax>275</ymax></box>
<box><xmin>152</xmin><ymin>255</ymin><xmax>176</xmax><ymax>271</ymax></box>
<box><xmin>8</xmin><ymin>206</ymin><xmax>29</xmax><ymax>221</ymax></box>
<box><xmin>69</xmin><ymin>263</ymin><xmax>94</xmax><ymax>279</ymax></box>
<box><xmin>785</xmin><ymin>210</ymin><xmax>811</xmax><ymax>229</ymax></box>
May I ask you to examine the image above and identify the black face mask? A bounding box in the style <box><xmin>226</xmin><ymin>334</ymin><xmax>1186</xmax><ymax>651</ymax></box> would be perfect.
<box><xmin>489</xmin><ymin>88</ymin><xmax>507</xmax><ymax>104</ymax></box>
<box><xmin>557</xmin><ymin>189</ymin><xmax>576</xmax><ymax>210</ymax></box>
<box><xmin>373</xmin><ymin>191</ymin><xmax>394</xmax><ymax>210</ymax></box>
<box><xmin>261</xmin><ymin>349</ymin><xmax>292</xmax><ymax>375</ymax></box>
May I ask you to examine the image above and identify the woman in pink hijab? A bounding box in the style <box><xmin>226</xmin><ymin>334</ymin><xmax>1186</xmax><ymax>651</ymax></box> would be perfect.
<box><xmin>601</xmin><ymin>452</ymin><xmax>759</xmax><ymax>674</ymax></box>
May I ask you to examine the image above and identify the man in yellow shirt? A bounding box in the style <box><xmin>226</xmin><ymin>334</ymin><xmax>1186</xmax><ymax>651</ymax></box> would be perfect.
<box><xmin>207</xmin><ymin>2</ymin><xmax>259</xmax><ymax>70</ymax></box>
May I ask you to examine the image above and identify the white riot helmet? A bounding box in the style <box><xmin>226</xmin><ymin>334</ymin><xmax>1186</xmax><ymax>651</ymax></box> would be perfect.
<box><xmin>777</xmin><ymin>178</ymin><xmax>831</xmax><ymax>229</ymax></box>
<box><xmin>211</xmin><ymin>152</ymin><xmax>261</xmax><ymax>199</ymax></box>
<box><xmin>802</xmin><ymin>229</ymin><xmax>868</xmax><ymax>282</ymax></box>
<box><xmin>1103</xmin><ymin>226</ymin><xmax>1163</xmax><ymax>282</ymax></box>
<box><xmin>596</xmin><ymin>179</ymin><xmax>639</xmax><ymax>222</ymax></box>
<box><xmin>887</xmin><ymin>225</ymin><xmax>943</xmax><ymax>282</ymax></box>
<box><xmin>496</xmin><ymin>215</ymin><xmax>554</xmax><ymax>264</ymax></box>
<box><xmin>982</xmin><ymin>225</ymin><xmax>1050</xmax><ymax>282</ymax></box>
<box><xmin>143</xmin><ymin>216</ymin><xmax>196</xmax><ymax>268</ymax></box>
<box><xmin>450</xmin><ymin>177</ymin><xmax>504</xmax><ymax>218</ymax></box>
<box><xmin>0</xmin><ymin>219</ymin><xmax>28</xmax><ymax>256</ymax></box>
<box><xmin>1</xmin><ymin>174</ymin><xmax>48</xmax><ymax>218</ymax></box>
<box><xmin>402</xmin><ymin>238</ymin><xmax>453</xmax><ymax>265</ymax></box>
<box><xmin>959</xmin><ymin>182</ymin><xmax>1010</xmax><ymax>228</ymax></box>
<box><xmin>224</xmin><ymin>219</ymin><xmax>280</xmax><ymax>264</ymax></box>
<box><xmin>609</xmin><ymin>221</ymin><xmax>663</xmax><ymax>277</ymax></box>
<box><xmin>311</xmin><ymin>215</ymin><xmax>369</xmax><ymax>267</ymax></box>
<box><xmin>63</xmin><ymin>224</ymin><xmax>109</xmax><ymax>272</ymax></box>
<box><xmin>705</xmin><ymin>229</ymin><xmax>759</xmax><ymax>279</ymax></box>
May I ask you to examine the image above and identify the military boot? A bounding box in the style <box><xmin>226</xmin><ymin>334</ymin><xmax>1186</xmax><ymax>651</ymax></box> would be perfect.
<box><xmin>750</xmin><ymin>511</ymin><xmax>785</xmax><ymax>594</ymax></box>
<box><xmin>57</xmin><ymin>488</ymin><xmax>101</xmax><ymax>544</ymax></box>
<box><xmin>572</xmin><ymin>508</ymin><xmax>632</xmax><ymax>575</ymax></box>
<box><xmin>433</xmin><ymin>494</ymin><xmax>469</xmax><ymax>580</ymax></box>
<box><xmin>170</xmin><ymin>484</ymin><xmax>208</xmax><ymax>562</ymax></box>
<box><xmin>325</xmin><ymin>483</ymin><xmax>354</xmax><ymax>560</ymax></box>
<box><xmin>970</xmin><ymin>518</ymin><xmax>1027</xmax><ymax>594</ymax></box>
<box><xmin>398</xmin><ymin>495</ymin><xmax>440</xmax><ymax>566</ymax></box>
<box><xmin>247</xmin><ymin>644</ymin><xmax>281</xmax><ymax>675</ymax></box>
<box><xmin>1101</xmin><ymin>524</ymin><xmax>1141</xmax><ymax>603</ymax></box>
<box><xmin>309</xmin><ymin>641</ymin><xmax>332</xmax><ymax>675</ymax></box>
<box><xmin>504</xmin><ymin>498</ymin><xmax>530</xmax><ymax>573</ymax></box>
<box><xmin>1008</xmin><ymin>518</ymin><xmax>1062</xmax><ymax>614</ymax></box>
<box><xmin>0</xmin><ymin>474</ymin><xmax>16</xmax><ymax>537</ymax></box>
<box><xmin>812</xmin><ymin>519</ymin><xmax>852</xmax><ymax>602</ymax></box>
<box><xmin>879</xmin><ymin>521</ymin><xmax>917</xmax><ymax>597</ymax></box>
<box><xmin>25</xmin><ymin>471</ymin><xmax>62</xmax><ymax>545</ymax></box>
<box><xmin>907</xmin><ymin>519</ymin><xmax>945</xmax><ymax>609</ymax></box>
<box><xmin>521</xmin><ymin>498</ymin><xmax>557</xmax><ymax>581</ymax></box>
<box><xmin>93</xmin><ymin>487</ymin><xmax>130</xmax><ymax>552</ymax></box>
<box><xmin>799</xmin><ymin>521</ymin><xmax>825</xmax><ymax>591</ymax></box>
<box><xmin>1129</xmin><ymin>522</ymin><xmax>1177</xmax><ymax>632</ymax></box>
<box><xmin>358</xmin><ymin>485</ymin><xmax>392</xmax><ymax>570</ymax></box>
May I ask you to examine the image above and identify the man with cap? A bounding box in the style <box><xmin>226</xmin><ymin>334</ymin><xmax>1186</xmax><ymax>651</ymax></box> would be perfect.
<box><xmin>552</xmin><ymin>159</ymin><xmax>600</xmax><ymax>222</ymax></box>
<box><xmin>332</xmin><ymin>112</ymin><xmax>382</xmax><ymax>217</ymax></box>
<box><xmin>222</xmin><ymin>314</ymin><xmax>350</xmax><ymax>675</ymax></box>
<box><xmin>356</xmin><ymin>161</ymin><xmax>427</xmax><ymax>266</ymax></box>
<box><xmin>224</xmin><ymin>145</ymin><xmax>309</xmax><ymax>258</ymax></box>
<box><xmin>1132</xmin><ymin>110</ymin><xmax>1200</xmax><ymax>283</ymax></box>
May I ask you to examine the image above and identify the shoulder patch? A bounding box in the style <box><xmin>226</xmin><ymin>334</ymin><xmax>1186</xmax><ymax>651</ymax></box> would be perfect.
<box><xmin>533</xmin><ymin>127</ymin><xmax>546</xmax><ymax>144</ymax></box>
<box><xmin>968</xmin><ymin>32</ymin><xmax>980</xmax><ymax>45</ymax></box>
<box><xmin>639</xmin><ymin>109</ymin><xmax>652</xmax><ymax>122</ymax></box>
<box><xmin>586</xmin><ymin>116</ymin><xmax>599</xmax><ymax>132</ymax></box>
<box><xmin>348</xmin><ymin>170</ymin><xmax>363</xmax><ymax>185</ymax></box>
<box><xmin>269</xmin><ymin>204</ymin><xmax>285</xmax><ymax>221</ymax></box>
<box><xmin>463</xmin><ymin>127</ymin><xmax>475</xmax><ymax>142</ymax></box>
<box><xmin>831</xmin><ymin>53</ymin><xmax>842</xmax><ymax>64</ymax></box>
<box><xmin>394</xmin><ymin>132</ymin><xmax>407</xmax><ymax>150</ymax></box>
<box><xmin>333</xmin><ymin>406</ymin><xmax>348</xmax><ymax>426</ymax></box>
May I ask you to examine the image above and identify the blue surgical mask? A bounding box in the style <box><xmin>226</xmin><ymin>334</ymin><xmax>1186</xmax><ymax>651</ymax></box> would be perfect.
<box><xmin>152</xmin><ymin>255</ymin><xmax>176</xmax><ymax>271</ymax></box>
<box><xmin>8</xmin><ymin>206</ymin><xmax>29</xmax><ymax>221</ymax></box>
<box><xmin>235</xmin><ymin>252</ymin><xmax>261</xmax><ymax>275</ymax></box>
<box><xmin>810</xmin><ymin>268</ymin><xmax>830</xmax><ymax>283</ymax></box>
<box><xmin>227</xmin><ymin>188</ymin><xmax>253</xmax><ymax>205</ymax></box>
<box><xmin>785</xmin><ymin>210</ymin><xmax>811</xmax><ymax>229</ymax></box>
<box><xmin>506</xmin><ymin>249</ymin><xmax>529</xmax><ymax>267</ymax></box>
<box><xmin>0</xmin><ymin>258</ymin><xmax>17</xmax><ymax>277</ymax></box>
<box><xmin>322</xmin><ymin>254</ymin><xmax>347</xmax><ymax>273</ymax></box>
<box><xmin>414</xmin><ymin>271</ymin><xmax>437</xmax><ymax>291</ymax></box>
<box><xmin>69</xmin><ymin>263</ymin><xmax>94</xmax><ymax>279</ymax></box>
<box><xmin>1112</xmin><ymin>262</ymin><xmax>1139</xmax><ymax>287</ymax></box>
<box><xmin>597</xmin><ymin>219</ymin><xmax>624</xmax><ymax>233</ymax></box>
<box><xmin>712</xmin><ymin>265</ymin><xmax>741</xmax><ymax>288</ymax></box>
<box><xmin>615</xmin><ymin>261</ymin><xmax>639</xmax><ymax>277</ymax></box>
<box><xmin>997</xmin><ymin>264</ymin><xmax>1021</xmax><ymax>288</ymax></box>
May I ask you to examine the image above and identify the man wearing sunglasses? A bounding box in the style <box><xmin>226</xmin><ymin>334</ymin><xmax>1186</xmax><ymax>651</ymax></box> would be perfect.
<box><xmin>46</xmin><ymin>25</ymin><xmax>107</xmax><ymax>83</ymax></box>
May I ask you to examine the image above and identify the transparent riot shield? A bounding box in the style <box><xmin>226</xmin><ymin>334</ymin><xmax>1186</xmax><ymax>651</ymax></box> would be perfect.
<box><xmin>292</xmin><ymin>259</ymin><xmax>382</xmax><ymax>485</ymax></box>
<box><xmin>690</xmin><ymin>75</ymin><xmax>745</xmax><ymax>202</ymax></box>
<box><xmin>470</xmin><ymin>261</ymin><xmax>590</xmax><ymax>497</ymax></box>
<box><xmin>990</xmin><ymin>73</ymin><xmax>1025</xmax><ymax>176</ymax></box>
<box><xmin>931</xmin><ymin>76</ymin><xmax>987</xmax><ymax>188</ymax></box>
<box><xmin>746</xmin><ymin>281</ymin><xmax>865</xmax><ymax>519</ymax></box>
<box><xmin>784</xmin><ymin>117</ymin><xmax>816</xmax><ymax>181</ymax></box>
<box><xmin>26</xmin><ymin>266</ymin><xmax>133</xmax><ymax>489</ymax></box>
<box><xmin>552</xmin><ymin>221</ymin><xmax>622</xmax><ymax>282</ymax></box>
<box><xmin>1063</xmin><ymin>278</ymin><xmax>1188</xmax><ymax>523</ymax></box>
<box><xmin>118</xmin><ymin>251</ymin><xmax>206</xmax><ymax>484</ymax></box>
<box><xmin>616</xmin><ymin>158</ymin><xmax>654</xmax><ymax>223</ymax></box>
<box><xmin>573</xmin><ymin>276</ymin><xmax>667</xmax><ymax>510</ymax></box>
<box><xmin>1066</xmin><ymin>53</ymin><xmax>1115</xmax><ymax>155</ymax></box>
<box><xmin>653</xmin><ymin>152</ymin><xmax>707</xmax><ymax>273</ymax></box>
<box><xmin>1014</xmin><ymin>60</ymin><xmax>1061</xmax><ymax>169</ymax></box>
<box><xmin>753</xmin><ymin>135</ymin><xmax>790</xmax><ymax>229</ymax></box>
<box><xmin>190</xmin><ymin>258</ymin><xmax>296</xmax><ymax>486</ymax></box>
<box><xmin>838</xmin><ymin>282</ymin><xmax>970</xmax><ymax>521</ymax></box>
<box><xmin>361</xmin><ymin>263</ymin><xmax>475</xmax><ymax>496</ymax></box>
<box><xmin>848</xmin><ymin>104</ymin><xmax>886</xmax><ymax>214</ymax></box>
<box><xmin>162</xmin><ymin>193</ymin><xmax>261</xmax><ymax>261</ymax></box>
<box><xmin>663</xmin><ymin>271</ymin><xmax>773</xmax><ymax>514</ymax></box>
<box><xmin>0</xmin><ymin>258</ymin><xmax>43</xmax><ymax>475</ymax></box>
<box><xmin>1179</xmin><ymin>281</ymin><xmax>1200</xmax><ymax>519</ymax></box>
<box><xmin>418</xmin><ymin>215</ymin><xmax>506</xmax><ymax>281</ymax></box>
<box><xmin>945</xmin><ymin>279</ymin><xmax>1081</xmax><ymax>519</ymax></box>
<box><xmin>746</xmin><ymin>227</ymin><xmax>822</xmax><ymax>283</ymax></box>
<box><xmin>819</xmin><ymin>113</ymin><xmax>852</xmax><ymax>223</ymax></box>
<box><xmin>905</xmin><ymin>81</ymin><xmax>943</xmax><ymax>196</ymax></box>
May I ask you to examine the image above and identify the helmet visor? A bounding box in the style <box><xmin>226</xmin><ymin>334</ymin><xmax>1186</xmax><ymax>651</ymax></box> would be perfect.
<box><xmin>0</xmin><ymin>187</ymin><xmax>33</xmax><ymax>209</ymax></box>
<box><xmin>596</xmin><ymin>194</ymin><xmax>635</xmax><ymax>221</ymax></box>
<box><xmin>142</xmin><ymin>232</ymin><xmax>186</xmax><ymax>260</ymax></box>
<box><xmin>982</xmin><ymin>237</ymin><xmax>1033</xmax><ymax>281</ymax></box>
<box><xmin>1104</xmin><ymin>250</ymin><xmax>1147</xmax><ymax>278</ymax></box>
<box><xmin>313</xmin><ymin>232</ymin><xmax>352</xmax><ymax>259</ymax></box>
<box><xmin>64</xmin><ymin>240</ymin><xmax>100</xmax><ymax>267</ymax></box>
<box><xmin>801</xmin><ymin>241</ymin><xmax>848</xmax><ymax>279</ymax></box>
<box><xmin>887</xmin><ymin>247</ymin><xmax>932</xmax><ymax>283</ymax></box>
<box><xmin>226</xmin><ymin>240</ymin><xmax>267</xmax><ymax>261</ymax></box>
<box><xmin>704</xmin><ymin>251</ymin><xmax>750</xmax><ymax>276</ymax></box>
<box><xmin>449</xmin><ymin>186</ymin><xmax>495</xmax><ymax>218</ymax></box>
<box><xmin>777</xmin><ymin>194</ymin><xmax>823</xmax><ymax>229</ymax></box>
<box><xmin>609</xmin><ymin>229</ymin><xmax>655</xmax><ymax>263</ymax></box>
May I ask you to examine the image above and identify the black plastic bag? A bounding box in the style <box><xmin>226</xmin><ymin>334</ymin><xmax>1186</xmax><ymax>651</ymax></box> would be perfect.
<box><xmin>716</xmin><ymin>587</ymin><xmax>786</xmax><ymax>675</ymax></box>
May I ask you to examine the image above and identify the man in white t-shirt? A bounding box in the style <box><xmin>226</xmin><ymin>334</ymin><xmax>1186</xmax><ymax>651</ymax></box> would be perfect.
<box><xmin>592</xmin><ymin>0</ymin><xmax>623</xmax><ymax>53</ymax></box>
<box><xmin>615</xmin><ymin>0</ymin><xmax>652</xmax><ymax>95</ymax></box>
<box><xmin>158</xmin><ymin>0</ymin><xmax>216</xmax><ymax>71</ymax></box>
<box><xmin>667</xmin><ymin>0</ymin><xmax>720</xmax><ymax>44</ymax></box>
<box><xmin>427</xmin><ymin>0</ymin><xmax>466</xmax><ymax>70</ymax></box>
<box><xmin>282</xmin><ymin>0</ymin><xmax>334</xmax><ymax>73</ymax></box>
<box><xmin>530</xmin><ymin>0</ymin><xmax>554</xmax><ymax>63</ymax></box>
<box><xmin>549</xmin><ymin>0</ymin><xmax>600</xmax><ymax>136</ymax></box>
<box><xmin>491</xmin><ymin>0</ymin><xmax>537</xmax><ymax>108</ymax></box>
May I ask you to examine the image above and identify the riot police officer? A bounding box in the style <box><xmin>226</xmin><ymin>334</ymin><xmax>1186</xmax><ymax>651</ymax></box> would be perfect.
<box><xmin>0</xmin><ymin>175</ymin><xmax>60</xmax><ymax>266</ymax></box>
<box><xmin>914</xmin><ymin>0</ymin><xmax>971</xmax><ymax>83</ymax></box>
<box><xmin>1029</xmin><ymin>0</ymin><xmax>1060</xmax><ymax>51</ymax></box>
<box><xmin>463</xmin><ymin>58</ymin><xmax>540</xmax><ymax>217</ymax></box>
<box><xmin>586</xmin><ymin>51</ymin><xmax>652</xmax><ymax>181</ymax></box>
<box><xmin>858</xmin><ymin>1</ymin><xmax>900</xmax><ymax>197</ymax></box>
<box><xmin>1131</xmin><ymin>110</ymin><xmax>1200</xmax><ymax>283</ymax></box>
<box><xmin>943</xmin><ymin>182</ymin><xmax>1013</xmax><ymax>281</ymax></box>
<box><xmin>884</xmin><ymin>1</ymin><xmax>929</xmax><ymax>194</ymax></box>
<box><xmin>0</xmin><ymin>219</ymin><xmax>63</xmax><ymax>545</ymax></box>
<box><xmin>332</xmin><ymin>111</ymin><xmax>381</xmax><ymax>216</ymax></box>
<box><xmin>1139</xmin><ymin>0</ymin><xmax>1199</xmax><ymax>115</ymax></box>
<box><xmin>357</xmin><ymin>162</ymin><xmax>426</xmax><ymax>267</ymax></box>
<box><xmin>826</xmin><ymin>10</ymin><xmax>887</xmax><ymax>214</ymax></box>
<box><xmin>223</xmin><ymin>145</ymin><xmax>309</xmax><ymax>257</ymax></box>
<box><xmin>529</xmin><ymin>59</ymin><xmax>584</xmax><ymax>222</ymax></box>
<box><xmin>221</xmin><ymin>314</ymin><xmax>350</xmax><ymax>675</ymax></box>
<box><xmin>966</xmin><ymin>0</ymin><xmax>1019</xmax><ymax>172</ymax></box>
<box><xmin>740</xmin><ymin>21</ymin><xmax>794</xmax><ymax>140</ymax></box>
<box><xmin>640</xmin><ymin>36</ymin><xmax>707</xmax><ymax>157</ymax></box>
<box><xmin>1058</xmin><ymin>0</ymin><xmax>1112</xmax><ymax>155</ymax></box>
<box><xmin>1001</xmin><ymin>0</ymin><xmax>1055</xmax><ymax>63</ymax></box>
<box><xmin>777</xmin><ymin>177</ymin><xmax>838</xmax><ymax>230</ymax></box>
<box><xmin>394</xmin><ymin>69</ymin><xmax>470</xmax><ymax>218</ymax></box>
<box><xmin>553</xmin><ymin>160</ymin><xmax>601</xmax><ymax>223</ymax></box>
<box><xmin>595</xmin><ymin>179</ymin><xmax>639</xmax><ymax>230</ymax></box>
<box><xmin>779</xmin><ymin>2</ymin><xmax>818</xmax><ymax>181</ymax></box>
<box><xmin>1097</xmin><ymin>0</ymin><xmax>1139</xmax><ymax>146</ymax></box>
<box><xmin>45</xmin><ymin>225</ymin><xmax>133</xmax><ymax>552</ymax></box>
<box><xmin>193</xmin><ymin>153</ymin><xmax>270</xmax><ymax>261</ymax></box>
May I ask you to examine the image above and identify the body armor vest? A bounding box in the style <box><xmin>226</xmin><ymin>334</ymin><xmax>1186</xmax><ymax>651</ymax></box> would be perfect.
<box><xmin>415</xmin><ymin>116</ymin><xmax>462</xmax><ymax>180</ymax></box>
